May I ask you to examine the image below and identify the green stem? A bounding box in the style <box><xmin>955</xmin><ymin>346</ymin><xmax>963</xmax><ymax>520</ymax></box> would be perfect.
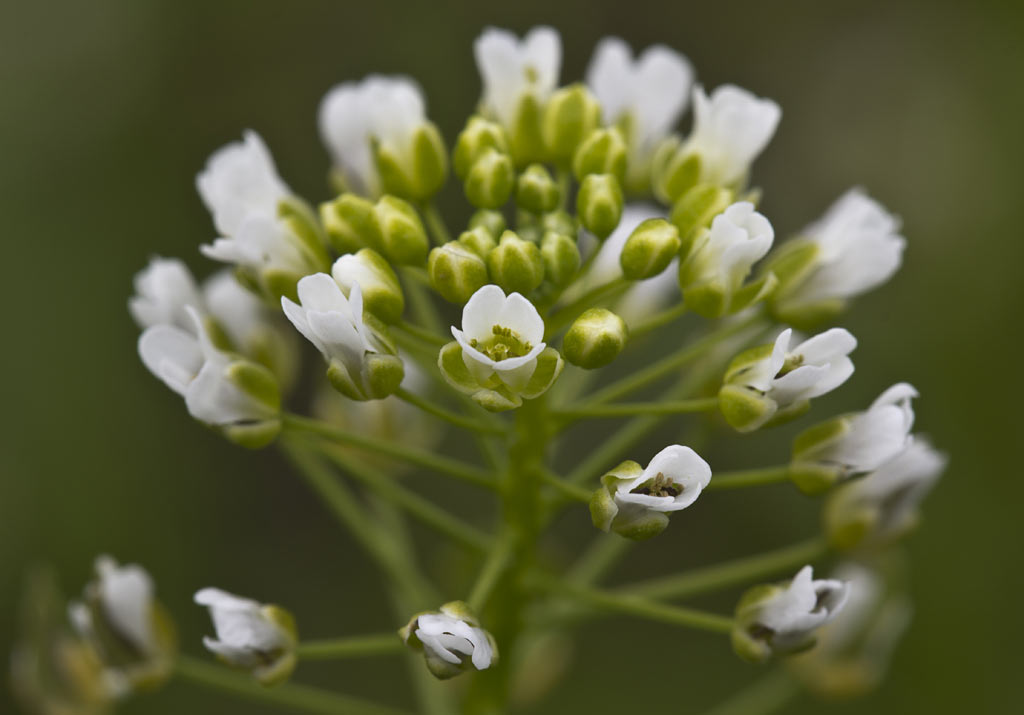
<box><xmin>395</xmin><ymin>320</ymin><xmax>448</xmax><ymax>347</ymax></box>
<box><xmin>620</xmin><ymin>537</ymin><xmax>829</xmax><ymax>601</ymax></box>
<box><xmin>174</xmin><ymin>654</ymin><xmax>412</xmax><ymax>715</ymax></box>
<box><xmin>532</xmin><ymin>577</ymin><xmax>734</xmax><ymax>634</ymax></box>
<box><xmin>538</xmin><ymin>466</ymin><xmax>592</xmax><ymax>503</ymax></box>
<box><xmin>281</xmin><ymin>440</ymin><xmax>439</xmax><ymax>605</ymax></box>
<box><xmin>320</xmin><ymin>446</ymin><xmax>494</xmax><ymax>554</ymax></box>
<box><xmin>283</xmin><ymin>414</ymin><xmax>497</xmax><ymax>490</ymax></box>
<box><xmin>420</xmin><ymin>202</ymin><xmax>452</xmax><ymax>245</ymax></box>
<box><xmin>566</xmin><ymin>534</ymin><xmax>632</xmax><ymax>585</ymax></box>
<box><xmin>399</xmin><ymin>267</ymin><xmax>445</xmax><ymax>334</ymax></box>
<box><xmin>705</xmin><ymin>465</ymin><xmax>792</xmax><ymax>491</ymax></box>
<box><xmin>699</xmin><ymin>670</ymin><xmax>800</xmax><ymax>715</ymax></box>
<box><xmin>551</xmin><ymin>397</ymin><xmax>719</xmax><ymax>421</ymax></box>
<box><xmin>466</xmin><ymin>532</ymin><xmax>516</xmax><ymax>613</ymax></box>
<box><xmin>583</xmin><ymin>312</ymin><xmax>767</xmax><ymax>406</ymax></box>
<box><xmin>395</xmin><ymin>387</ymin><xmax>504</xmax><ymax>435</ymax></box>
<box><xmin>544</xmin><ymin>277</ymin><xmax>630</xmax><ymax>338</ymax></box>
<box><xmin>629</xmin><ymin>301</ymin><xmax>689</xmax><ymax>337</ymax></box>
<box><xmin>297</xmin><ymin>633</ymin><xmax>405</xmax><ymax>660</ymax></box>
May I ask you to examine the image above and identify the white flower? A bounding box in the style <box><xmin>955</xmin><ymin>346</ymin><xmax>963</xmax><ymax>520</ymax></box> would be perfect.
<box><xmin>802</xmin><ymin>383</ymin><xmax>918</xmax><ymax>475</ymax></box>
<box><xmin>790</xmin><ymin>188</ymin><xmax>906</xmax><ymax>304</ymax></box>
<box><xmin>138</xmin><ymin>307</ymin><xmax>276</xmax><ymax>425</ymax></box>
<box><xmin>684</xmin><ymin>201</ymin><xmax>774</xmax><ymax>292</ymax></box>
<box><xmin>451</xmin><ymin>285</ymin><xmax>546</xmax><ymax>392</ymax></box>
<box><xmin>743</xmin><ymin>565</ymin><xmax>850</xmax><ymax>653</ymax></box>
<box><xmin>202</xmin><ymin>270</ymin><xmax>265</xmax><ymax>350</ymax></box>
<box><xmin>129</xmin><ymin>257</ymin><xmax>204</xmax><ymax>332</ymax></box>
<box><xmin>282</xmin><ymin>273</ymin><xmax>378</xmax><ymax>367</ymax></box>
<box><xmin>742</xmin><ymin>327</ymin><xmax>857</xmax><ymax>407</ymax></box>
<box><xmin>684</xmin><ymin>84</ymin><xmax>781</xmax><ymax>186</ymax></box>
<box><xmin>70</xmin><ymin>557</ymin><xmax>156</xmax><ymax>658</ymax></box>
<box><xmin>586</xmin><ymin>38</ymin><xmax>694</xmax><ymax>172</ymax></box>
<box><xmin>200</xmin><ymin>214</ymin><xmax>311</xmax><ymax>278</ymax></box>
<box><xmin>474</xmin><ymin>26</ymin><xmax>561</xmax><ymax>128</ymax></box>
<box><xmin>828</xmin><ymin>440</ymin><xmax>946</xmax><ymax>545</ymax></box>
<box><xmin>194</xmin><ymin>588</ymin><xmax>297</xmax><ymax>680</ymax></box>
<box><xmin>414</xmin><ymin>606</ymin><xmax>494</xmax><ymax>673</ymax></box>
<box><xmin>612</xmin><ymin>444</ymin><xmax>712</xmax><ymax>515</ymax></box>
<box><xmin>196</xmin><ymin>131</ymin><xmax>291</xmax><ymax>236</ymax></box>
<box><xmin>319</xmin><ymin>75</ymin><xmax>427</xmax><ymax>196</ymax></box>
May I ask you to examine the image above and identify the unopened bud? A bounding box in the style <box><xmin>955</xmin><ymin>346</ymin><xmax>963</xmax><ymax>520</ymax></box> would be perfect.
<box><xmin>468</xmin><ymin>208</ymin><xmax>507</xmax><ymax>238</ymax></box>
<box><xmin>428</xmin><ymin>241</ymin><xmax>489</xmax><ymax>304</ymax></box>
<box><xmin>464</xmin><ymin>148</ymin><xmax>515</xmax><ymax>209</ymax></box>
<box><xmin>458</xmin><ymin>226</ymin><xmax>498</xmax><ymax>259</ymax></box>
<box><xmin>577</xmin><ymin>174</ymin><xmax>624</xmax><ymax>239</ymax></box>
<box><xmin>651</xmin><ymin>137</ymin><xmax>701</xmax><ymax>205</ymax></box>
<box><xmin>332</xmin><ymin>249</ymin><xmax>404</xmax><ymax>325</ymax></box>
<box><xmin>516</xmin><ymin>164</ymin><xmax>561</xmax><ymax>214</ymax></box>
<box><xmin>540</xmin><ymin>231</ymin><xmax>580</xmax><ymax>288</ymax></box>
<box><xmin>320</xmin><ymin>194</ymin><xmax>428</xmax><ymax>266</ymax></box>
<box><xmin>573</xmin><ymin>127</ymin><xmax>627</xmax><ymax>184</ymax></box>
<box><xmin>487</xmin><ymin>231</ymin><xmax>545</xmax><ymax>294</ymax></box>
<box><xmin>620</xmin><ymin>219</ymin><xmax>681</xmax><ymax>280</ymax></box>
<box><xmin>542</xmin><ymin>84</ymin><xmax>601</xmax><ymax>165</ymax></box>
<box><xmin>563</xmin><ymin>308</ymin><xmax>627</xmax><ymax>369</ymax></box>
<box><xmin>375</xmin><ymin>121</ymin><xmax>448</xmax><ymax>201</ymax></box>
<box><xmin>453</xmin><ymin>116</ymin><xmax>509</xmax><ymax>180</ymax></box>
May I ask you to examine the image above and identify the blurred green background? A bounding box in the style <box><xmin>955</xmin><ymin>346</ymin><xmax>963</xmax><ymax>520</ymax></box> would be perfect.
<box><xmin>2</xmin><ymin>0</ymin><xmax>1021</xmax><ymax>712</ymax></box>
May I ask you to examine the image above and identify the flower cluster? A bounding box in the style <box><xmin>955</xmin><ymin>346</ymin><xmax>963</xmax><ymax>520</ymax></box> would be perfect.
<box><xmin>13</xmin><ymin>23</ymin><xmax>946</xmax><ymax>715</ymax></box>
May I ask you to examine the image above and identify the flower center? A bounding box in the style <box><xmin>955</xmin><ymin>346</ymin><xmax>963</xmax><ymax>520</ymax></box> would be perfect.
<box><xmin>776</xmin><ymin>353</ymin><xmax>805</xmax><ymax>378</ymax></box>
<box><xmin>470</xmin><ymin>325</ymin><xmax>534</xmax><ymax>362</ymax></box>
<box><xmin>630</xmin><ymin>472</ymin><xmax>682</xmax><ymax>498</ymax></box>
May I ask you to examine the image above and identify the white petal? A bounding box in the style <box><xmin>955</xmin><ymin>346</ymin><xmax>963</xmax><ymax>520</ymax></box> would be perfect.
<box><xmin>96</xmin><ymin>557</ymin><xmax>154</xmax><ymax>652</ymax></box>
<box><xmin>461</xmin><ymin>284</ymin><xmax>508</xmax><ymax>340</ymax></box>
<box><xmin>496</xmin><ymin>292</ymin><xmax>545</xmax><ymax>343</ymax></box>
<box><xmin>138</xmin><ymin>325</ymin><xmax>203</xmax><ymax>395</ymax></box>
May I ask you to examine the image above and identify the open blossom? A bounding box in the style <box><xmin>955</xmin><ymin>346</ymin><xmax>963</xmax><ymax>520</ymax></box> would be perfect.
<box><xmin>826</xmin><ymin>440</ymin><xmax>946</xmax><ymax>549</ymax></box>
<box><xmin>138</xmin><ymin>307</ymin><xmax>278</xmax><ymax>426</ymax></box>
<box><xmin>788</xmin><ymin>189</ymin><xmax>906</xmax><ymax>306</ymax></box>
<box><xmin>586</xmin><ymin>38</ymin><xmax>693</xmax><ymax>186</ymax></box>
<box><xmin>319</xmin><ymin>75</ymin><xmax>428</xmax><ymax>196</ymax></box>
<box><xmin>200</xmin><ymin>213</ymin><xmax>311</xmax><ymax>278</ymax></box>
<box><xmin>196</xmin><ymin>131</ymin><xmax>291</xmax><ymax>236</ymax></box>
<box><xmin>194</xmin><ymin>588</ymin><xmax>297</xmax><ymax>684</ymax></box>
<box><xmin>451</xmin><ymin>285</ymin><xmax>546</xmax><ymax>392</ymax></box>
<box><xmin>741</xmin><ymin>328</ymin><xmax>857</xmax><ymax>406</ymax></box>
<box><xmin>402</xmin><ymin>602</ymin><xmax>495</xmax><ymax>680</ymax></box>
<box><xmin>681</xmin><ymin>201</ymin><xmax>774</xmax><ymax>295</ymax></box>
<box><xmin>474</xmin><ymin>26</ymin><xmax>561</xmax><ymax>128</ymax></box>
<box><xmin>734</xmin><ymin>565</ymin><xmax>849</xmax><ymax>662</ymax></box>
<box><xmin>797</xmin><ymin>383</ymin><xmax>917</xmax><ymax>476</ymax></box>
<box><xmin>202</xmin><ymin>270</ymin><xmax>266</xmax><ymax>351</ymax></box>
<box><xmin>129</xmin><ymin>257</ymin><xmax>204</xmax><ymax>331</ymax></box>
<box><xmin>683</xmin><ymin>84</ymin><xmax>781</xmax><ymax>186</ymax></box>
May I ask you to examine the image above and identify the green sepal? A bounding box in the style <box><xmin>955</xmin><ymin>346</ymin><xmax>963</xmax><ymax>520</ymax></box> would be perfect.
<box><xmin>681</xmin><ymin>279</ymin><xmax>727</xmax><ymax>319</ymax></box>
<box><xmin>562</xmin><ymin>308</ymin><xmax>627</xmax><ymax>369</ymax></box>
<box><xmin>542</xmin><ymin>84</ymin><xmax>601</xmax><ymax>165</ymax></box>
<box><xmin>260</xmin><ymin>267</ymin><xmax>302</xmax><ymax>303</ymax></box>
<box><xmin>471</xmin><ymin>385</ymin><xmax>523</xmax><ymax>412</ymax></box>
<box><xmin>823</xmin><ymin>492</ymin><xmax>876</xmax><ymax>550</ymax></box>
<box><xmin>765</xmin><ymin>238</ymin><xmax>820</xmax><ymax>296</ymax></box>
<box><xmin>761</xmin><ymin>400</ymin><xmax>810</xmax><ymax>430</ymax></box>
<box><xmin>508</xmin><ymin>94</ymin><xmax>547</xmax><ymax>167</ymax></box>
<box><xmin>375</xmin><ymin>196</ymin><xmax>430</xmax><ymax>266</ymax></box>
<box><xmin>718</xmin><ymin>384</ymin><xmax>777</xmax><ymax>433</ymax></box>
<box><xmin>620</xmin><ymin>219</ymin><xmax>681</xmax><ymax>280</ymax></box>
<box><xmin>654</xmin><ymin>146</ymin><xmax>701</xmax><ymax>205</ymax></box>
<box><xmin>669</xmin><ymin>184</ymin><xmax>735</xmax><ymax>259</ymax></box>
<box><xmin>226</xmin><ymin>360</ymin><xmax>281</xmax><ymax>413</ymax></box>
<box><xmin>320</xmin><ymin>193</ymin><xmax>381</xmax><ymax>255</ymax></box>
<box><xmin>410</xmin><ymin>122</ymin><xmax>448</xmax><ymax>199</ymax></box>
<box><xmin>428</xmin><ymin>242</ymin><xmax>489</xmax><ymax>304</ymax></box>
<box><xmin>790</xmin><ymin>461</ymin><xmax>844</xmax><ymax>495</ymax></box>
<box><xmin>223</xmin><ymin>419</ymin><xmax>282</xmax><ymax>450</ymax></box>
<box><xmin>577</xmin><ymin>173</ymin><xmax>624</xmax><ymax>240</ymax></box>
<box><xmin>723</xmin><ymin>343</ymin><xmax>775</xmax><ymax>384</ymax></box>
<box><xmin>464</xmin><ymin>148</ymin><xmax>515</xmax><ymax>209</ymax></box>
<box><xmin>731</xmin><ymin>272</ymin><xmax>779</xmax><ymax>313</ymax></box>
<box><xmin>454</xmin><ymin>116</ymin><xmax>509</xmax><ymax>180</ymax></box>
<box><xmin>277</xmin><ymin>197</ymin><xmax>330</xmax><ymax>271</ymax></box>
<box><xmin>326</xmin><ymin>353</ymin><xmax>404</xmax><ymax>401</ymax></box>
<box><xmin>518</xmin><ymin>347</ymin><xmax>564</xmax><ymax>399</ymax></box>
<box><xmin>612</xmin><ymin>509</ymin><xmax>670</xmax><ymax>541</ymax></box>
<box><xmin>340</xmin><ymin>248</ymin><xmax>405</xmax><ymax>325</ymax></box>
<box><xmin>540</xmin><ymin>231</ymin><xmax>580</xmax><ymax>288</ymax></box>
<box><xmin>516</xmin><ymin>164</ymin><xmax>561</xmax><ymax>214</ymax></box>
<box><xmin>487</xmin><ymin>230</ymin><xmax>545</xmax><ymax>294</ymax></box>
<box><xmin>253</xmin><ymin>605</ymin><xmax>298</xmax><ymax>686</ymax></box>
<box><xmin>792</xmin><ymin>416</ymin><xmax>851</xmax><ymax>461</ymax></box>
<box><xmin>573</xmin><ymin>127</ymin><xmax>627</xmax><ymax>184</ymax></box>
<box><xmin>771</xmin><ymin>298</ymin><xmax>846</xmax><ymax>332</ymax></box>
<box><xmin>437</xmin><ymin>341</ymin><xmax>480</xmax><ymax>393</ymax></box>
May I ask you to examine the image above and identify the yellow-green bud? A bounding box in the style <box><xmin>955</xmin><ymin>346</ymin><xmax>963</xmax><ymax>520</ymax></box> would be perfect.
<box><xmin>573</xmin><ymin>127</ymin><xmax>628</xmax><ymax>184</ymax></box>
<box><xmin>468</xmin><ymin>208</ymin><xmax>507</xmax><ymax>238</ymax></box>
<box><xmin>542</xmin><ymin>84</ymin><xmax>601</xmax><ymax>165</ymax></box>
<box><xmin>375</xmin><ymin>196</ymin><xmax>430</xmax><ymax>265</ymax></box>
<box><xmin>540</xmin><ymin>231</ymin><xmax>580</xmax><ymax>287</ymax></box>
<box><xmin>670</xmin><ymin>184</ymin><xmax>735</xmax><ymax>258</ymax></box>
<box><xmin>516</xmin><ymin>164</ymin><xmax>561</xmax><ymax>214</ymax></box>
<box><xmin>541</xmin><ymin>209</ymin><xmax>578</xmax><ymax>238</ymax></box>
<box><xmin>487</xmin><ymin>230</ymin><xmax>545</xmax><ymax>294</ymax></box>
<box><xmin>428</xmin><ymin>241</ymin><xmax>489</xmax><ymax>304</ymax></box>
<box><xmin>651</xmin><ymin>136</ymin><xmax>701</xmax><ymax>205</ymax></box>
<box><xmin>619</xmin><ymin>219</ymin><xmax>681</xmax><ymax>280</ymax></box>
<box><xmin>577</xmin><ymin>174</ymin><xmax>624</xmax><ymax>240</ymax></box>
<box><xmin>320</xmin><ymin>193</ymin><xmax>377</xmax><ymax>255</ymax></box>
<box><xmin>375</xmin><ymin>121</ymin><xmax>448</xmax><ymax>201</ymax></box>
<box><xmin>563</xmin><ymin>308</ymin><xmax>627</xmax><ymax>369</ymax></box>
<box><xmin>508</xmin><ymin>93</ymin><xmax>547</xmax><ymax>167</ymax></box>
<box><xmin>464</xmin><ymin>148</ymin><xmax>515</xmax><ymax>209</ymax></box>
<box><xmin>332</xmin><ymin>248</ymin><xmax>405</xmax><ymax>325</ymax></box>
<box><xmin>458</xmin><ymin>226</ymin><xmax>497</xmax><ymax>259</ymax></box>
<box><xmin>453</xmin><ymin>116</ymin><xmax>509</xmax><ymax>180</ymax></box>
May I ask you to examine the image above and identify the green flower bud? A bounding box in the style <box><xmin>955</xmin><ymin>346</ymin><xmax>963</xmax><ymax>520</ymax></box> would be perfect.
<box><xmin>374</xmin><ymin>195</ymin><xmax>430</xmax><ymax>265</ymax></box>
<box><xmin>375</xmin><ymin>121</ymin><xmax>448</xmax><ymax>201</ymax></box>
<box><xmin>487</xmin><ymin>230</ymin><xmax>545</xmax><ymax>294</ymax></box>
<box><xmin>651</xmin><ymin>136</ymin><xmax>701</xmax><ymax>205</ymax></box>
<box><xmin>573</xmin><ymin>127</ymin><xmax>627</xmax><ymax>184</ymax></box>
<box><xmin>516</xmin><ymin>164</ymin><xmax>561</xmax><ymax>214</ymax></box>
<box><xmin>508</xmin><ymin>93</ymin><xmax>547</xmax><ymax>167</ymax></box>
<box><xmin>428</xmin><ymin>242</ymin><xmax>489</xmax><ymax>304</ymax></box>
<box><xmin>453</xmin><ymin>116</ymin><xmax>510</xmax><ymax>180</ymax></box>
<box><xmin>577</xmin><ymin>174</ymin><xmax>624</xmax><ymax>240</ymax></box>
<box><xmin>458</xmin><ymin>226</ymin><xmax>498</xmax><ymax>259</ymax></box>
<box><xmin>670</xmin><ymin>184</ymin><xmax>735</xmax><ymax>258</ymax></box>
<box><xmin>332</xmin><ymin>248</ymin><xmax>405</xmax><ymax>325</ymax></box>
<box><xmin>619</xmin><ymin>219</ymin><xmax>681</xmax><ymax>280</ymax></box>
<box><xmin>540</xmin><ymin>231</ymin><xmax>580</xmax><ymax>288</ymax></box>
<box><xmin>327</xmin><ymin>352</ymin><xmax>405</xmax><ymax>401</ymax></box>
<box><xmin>468</xmin><ymin>208</ymin><xmax>507</xmax><ymax>238</ymax></box>
<box><xmin>540</xmin><ymin>209</ymin><xmax>578</xmax><ymax>238</ymax></box>
<box><xmin>320</xmin><ymin>193</ymin><xmax>379</xmax><ymax>255</ymax></box>
<box><xmin>464</xmin><ymin>148</ymin><xmax>515</xmax><ymax>209</ymax></box>
<box><xmin>542</xmin><ymin>84</ymin><xmax>602</xmax><ymax>165</ymax></box>
<box><xmin>563</xmin><ymin>308</ymin><xmax>627</xmax><ymax>369</ymax></box>
<box><xmin>277</xmin><ymin>196</ymin><xmax>331</xmax><ymax>270</ymax></box>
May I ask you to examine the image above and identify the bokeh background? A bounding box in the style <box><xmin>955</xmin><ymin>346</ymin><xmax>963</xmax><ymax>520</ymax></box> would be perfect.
<box><xmin>2</xmin><ymin>0</ymin><xmax>1021</xmax><ymax>712</ymax></box>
